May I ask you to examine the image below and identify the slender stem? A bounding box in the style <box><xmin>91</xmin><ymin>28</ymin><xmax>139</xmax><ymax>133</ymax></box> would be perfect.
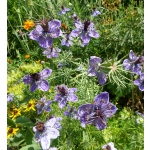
<box><xmin>131</xmin><ymin>73</ymin><xmax>134</xmax><ymax>111</ymax></box>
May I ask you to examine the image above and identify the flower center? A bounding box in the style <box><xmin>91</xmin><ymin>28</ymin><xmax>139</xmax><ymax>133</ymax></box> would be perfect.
<box><xmin>36</xmin><ymin>122</ymin><xmax>45</xmax><ymax>132</ymax></box>
<box><xmin>84</xmin><ymin>19</ymin><xmax>90</xmax><ymax>31</ymax></box>
<box><xmin>8</xmin><ymin>128</ymin><xmax>13</xmax><ymax>134</ymax></box>
<box><xmin>57</xmin><ymin>86</ymin><xmax>67</xmax><ymax>95</ymax></box>
<box><xmin>31</xmin><ymin>73</ymin><xmax>40</xmax><ymax>81</ymax></box>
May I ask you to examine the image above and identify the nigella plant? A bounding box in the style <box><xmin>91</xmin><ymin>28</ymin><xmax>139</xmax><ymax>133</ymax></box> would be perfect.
<box><xmin>87</xmin><ymin>56</ymin><xmax>108</xmax><ymax>85</ymax></box>
<box><xmin>33</xmin><ymin>117</ymin><xmax>60</xmax><ymax>150</ymax></box>
<box><xmin>54</xmin><ymin>85</ymin><xmax>78</xmax><ymax>109</ymax></box>
<box><xmin>70</xmin><ymin>18</ymin><xmax>100</xmax><ymax>46</ymax></box>
<box><xmin>78</xmin><ymin>92</ymin><xmax>117</xmax><ymax>130</ymax></box>
<box><xmin>29</xmin><ymin>19</ymin><xmax>62</xmax><ymax>48</ymax></box>
<box><xmin>64</xmin><ymin>105</ymin><xmax>78</xmax><ymax>119</ymax></box>
<box><xmin>59</xmin><ymin>6</ymin><xmax>71</xmax><ymax>15</ymax></box>
<box><xmin>61</xmin><ymin>34</ymin><xmax>73</xmax><ymax>47</ymax></box>
<box><xmin>92</xmin><ymin>8</ymin><xmax>101</xmax><ymax>16</ymax></box>
<box><xmin>36</xmin><ymin>97</ymin><xmax>52</xmax><ymax>114</ymax></box>
<box><xmin>134</xmin><ymin>72</ymin><xmax>144</xmax><ymax>91</ymax></box>
<box><xmin>23</xmin><ymin>68</ymin><xmax>52</xmax><ymax>92</ymax></box>
<box><xmin>123</xmin><ymin>50</ymin><xmax>144</xmax><ymax>75</ymax></box>
<box><xmin>43</xmin><ymin>45</ymin><xmax>61</xmax><ymax>58</ymax></box>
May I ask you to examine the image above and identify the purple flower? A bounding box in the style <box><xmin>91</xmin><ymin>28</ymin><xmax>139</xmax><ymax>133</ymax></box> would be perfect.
<box><xmin>61</xmin><ymin>34</ymin><xmax>73</xmax><ymax>47</ymax></box>
<box><xmin>78</xmin><ymin>92</ymin><xmax>117</xmax><ymax>130</ymax></box>
<box><xmin>70</xmin><ymin>18</ymin><xmax>100</xmax><ymax>46</ymax></box>
<box><xmin>7</xmin><ymin>93</ymin><xmax>14</xmax><ymax>102</ymax></box>
<box><xmin>33</xmin><ymin>118</ymin><xmax>60</xmax><ymax>150</ymax></box>
<box><xmin>50</xmin><ymin>148</ymin><xmax>57</xmax><ymax>150</ymax></box>
<box><xmin>43</xmin><ymin>45</ymin><xmax>61</xmax><ymax>58</ymax></box>
<box><xmin>102</xmin><ymin>142</ymin><xmax>117</xmax><ymax>150</ymax></box>
<box><xmin>54</xmin><ymin>85</ymin><xmax>78</xmax><ymax>109</ymax></box>
<box><xmin>64</xmin><ymin>105</ymin><xmax>79</xmax><ymax>119</ymax></box>
<box><xmin>29</xmin><ymin>19</ymin><xmax>62</xmax><ymax>48</ymax></box>
<box><xmin>23</xmin><ymin>68</ymin><xmax>52</xmax><ymax>92</ymax></box>
<box><xmin>36</xmin><ymin>97</ymin><xmax>52</xmax><ymax>114</ymax></box>
<box><xmin>87</xmin><ymin>56</ymin><xmax>108</xmax><ymax>85</ymax></box>
<box><xmin>59</xmin><ymin>6</ymin><xmax>71</xmax><ymax>15</ymax></box>
<box><xmin>92</xmin><ymin>8</ymin><xmax>101</xmax><ymax>16</ymax></box>
<box><xmin>134</xmin><ymin>72</ymin><xmax>144</xmax><ymax>91</ymax></box>
<box><xmin>123</xmin><ymin>50</ymin><xmax>144</xmax><ymax>75</ymax></box>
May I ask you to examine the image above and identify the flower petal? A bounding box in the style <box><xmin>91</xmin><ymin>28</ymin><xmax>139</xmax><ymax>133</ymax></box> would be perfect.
<box><xmin>94</xmin><ymin>117</ymin><xmax>107</xmax><ymax>130</ymax></box>
<box><xmin>23</xmin><ymin>75</ymin><xmax>32</xmax><ymax>84</ymax></box>
<box><xmin>38</xmin><ymin>80</ymin><xmax>50</xmax><ymax>91</ymax></box>
<box><xmin>67</xmin><ymin>94</ymin><xmax>78</xmax><ymax>102</ymax></box>
<box><xmin>71</xmin><ymin>28</ymin><xmax>81</xmax><ymax>37</ymax></box>
<box><xmin>38</xmin><ymin>36</ymin><xmax>53</xmax><ymax>48</ymax></box>
<box><xmin>48</xmin><ymin>19</ymin><xmax>61</xmax><ymax>29</ymax></box>
<box><xmin>45</xmin><ymin>118</ymin><xmax>56</xmax><ymax>127</ymax></box>
<box><xmin>40</xmin><ymin>68</ymin><xmax>52</xmax><ymax>78</ymax></box>
<box><xmin>88</xmin><ymin>30</ymin><xmax>100</xmax><ymax>38</ymax></box>
<box><xmin>97</xmin><ymin>72</ymin><xmax>108</xmax><ymax>85</ymax></box>
<box><xmin>123</xmin><ymin>59</ymin><xmax>131</xmax><ymax>70</ymax></box>
<box><xmin>78</xmin><ymin>104</ymin><xmax>93</xmax><ymax>116</ymax></box>
<box><xmin>30</xmin><ymin>81</ymin><xmax>38</xmax><ymax>92</ymax></box>
<box><xmin>40</xmin><ymin>134</ymin><xmax>51</xmax><ymax>150</ymax></box>
<box><xmin>94</xmin><ymin>92</ymin><xmax>109</xmax><ymax>106</ymax></box>
<box><xmin>81</xmin><ymin>33</ymin><xmax>90</xmax><ymax>44</ymax></box>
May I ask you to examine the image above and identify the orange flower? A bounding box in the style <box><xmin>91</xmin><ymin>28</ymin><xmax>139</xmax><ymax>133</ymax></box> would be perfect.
<box><xmin>61</xmin><ymin>23</ymin><xmax>68</xmax><ymax>30</ymax></box>
<box><xmin>25</xmin><ymin>54</ymin><xmax>30</xmax><ymax>59</ymax></box>
<box><xmin>23</xmin><ymin>20</ymin><xmax>35</xmax><ymax>30</ymax></box>
<box><xmin>8</xmin><ymin>59</ymin><xmax>12</xmax><ymax>63</ymax></box>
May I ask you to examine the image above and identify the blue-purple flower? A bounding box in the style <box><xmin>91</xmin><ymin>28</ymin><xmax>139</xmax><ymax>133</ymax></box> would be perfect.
<box><xmin>54</xmin><ymin>85</ymin><xmax>78</xmax><ymax>109</ymax></box>
<box><xmin>123</xmin><ymin>50</ymin><xmax>143</xmax><ymax>75</ymax></box>
<box><xmin>59</xmin><ymin>6</ymin><xmax>71</xmax><ymax>15</ymax></box>
<box><xmin>29</xmin><ymin>19</ymin><xmax>62</xmax><ymax>48</ymax></box>
<box><xmin>23</xmin><ymin>68</ymin><xmax>52</xmax><ymax>92</ymax></box>
<box><xmin>87</xmin><ymin>56</ymin><xmax>108</xmax><ymax>85</ymax></box>
<box><xmin>64</xmin><ymin>105</ymin><xmax>78</xmax><ymax>119</ymax></box>
<box><xmin>70</xmin><ymin>19</ymin><xmax>100</xmax><ymax>46</ymax></box>
<box><xmin>43</xmin><ymin>45</ymin><xmax>61</xmax><ymax>58</ymax></box>
<box><xmin>61</xmin><ymin>34</ymin><xmax>73</xmax><ymax>47</ymax></box>
<box><xmin>7</xmin><ymin>93</ymin><xmax>14</xmax><ymax>102</ymax></box>
<box><xmin>33</xmin><ymin>117</ymin><xmax>60</xmax><ymax>150</ymax></box>
<box><xmin>78</xmin><ymin>92</ymin><xmax>117</xmax><ymax>130</ymax></box>
<box><xmin>134</xmin><ymin>72</ymin><xmax>144</xmax><ymax>91</ymax></box>
<box><xmin>36</xmin><ymin>97</ymin><xmax>52</xmax><ymax>114</ymax></box>
<box><xmin>92</xmin><ymin>8</ymin><xmax>101</xmax><ymax>16</ymax></box>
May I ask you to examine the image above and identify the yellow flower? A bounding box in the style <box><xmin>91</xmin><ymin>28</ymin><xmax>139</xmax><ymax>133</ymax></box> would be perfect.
<box><xmin>7</xmin><ymin>127</ymin><xmax>19</xmax><ymax>139</ymax></box>
<box><xmin>23</xmin><ymin>99</ymin><xmax>36</xmax><ymax>112</ymax></box>
<box><xmin>25</xmin><ymin>54</ymin><xmax>30</xmax><ymax>59</ymax></box>
<box><xmin>23</xmin><ymin>20</ymin><xmax>35</xmax><ymax>30</ymax></box>
<box><xmin>36</xmin><ymin>60</ymin><xmax>41</xmax><ymax>63</ymax></box>
<box><xmin>9</xmin><ymin>108</ymin><xmax>21</xmax><ymax>120</ymax></box>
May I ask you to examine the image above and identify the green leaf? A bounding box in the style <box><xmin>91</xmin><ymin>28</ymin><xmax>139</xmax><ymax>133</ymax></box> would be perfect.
<box><xmin>7</xmin><ymin>117</ymin><xmax>16</xmax><ymax>127</ymax></box>
<box><xmin>19</xmin><ymin>144</ymin><xmax>41</xmax><ymax>150</ymax></box>
<box><xmin>15</xmin><ymin>117</ymin><xmax>34</xmax><ymax>127</ymax></box>
<box><xmin>25</xmin><ymin>128</ymin><xmax>34</xmax><ymax>145</ymax></box>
